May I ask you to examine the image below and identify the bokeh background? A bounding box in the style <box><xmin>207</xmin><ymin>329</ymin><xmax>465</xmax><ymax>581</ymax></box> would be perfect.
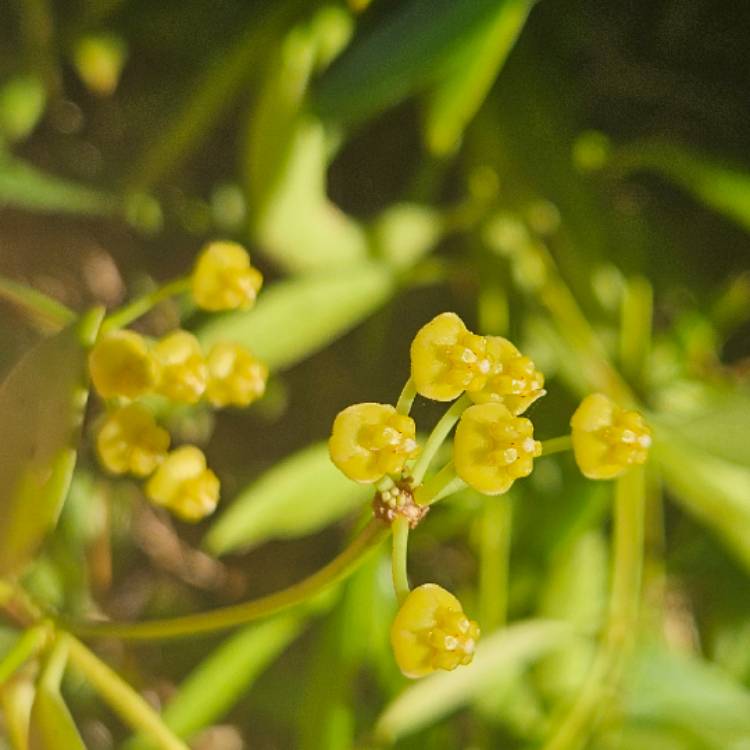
<box><xmin>1</xmin><ymin>0</ymin><xmax>749</xmax><ymax>748</ymax></box>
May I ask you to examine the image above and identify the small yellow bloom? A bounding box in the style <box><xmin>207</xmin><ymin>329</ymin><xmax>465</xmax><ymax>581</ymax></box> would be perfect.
<box><xmin>329</xmin><ymin>403</ymin><xmax>419</xmax><ymax>483</ymax></box>
<box><xmin>145</xmin><ymin>445</ymin><xmax>220</xmax><ymax>522</ymax></box>
<box><xmin>391</xmin><ymin>583</ymin><xmax>480</xmax><ymax>678</ymax></box>
<box><xmin>205</xmin><ymin>342</ymin><xmax>267</xmax><ymax>407</ymax></box>
<box><xmin>454</xmin><ymin>403</ymin><xmax>541</xmax><ymax>495</ymax></box>
<box><xmin>191</xmin><ymin>241</ymin><xmax>263</xmax><ymax>311</ymax></box>
<box><xmin>89</xmin><ymin>330</ymin><xmax>159</xmax><ymax>400</ymax></box>
<box><xmin>410</xmin><ymin>312</ymin><xmax>494</xmax><ymax>401</ymax></box>
<box><xmin>571</xmin><ymin>393</ymin><xmax>651</xmax><ymax>479</ymax></box>
<box><xmin>469</xmin><ymin>336</ymin><xmax>546</xmax><ymax>415</ymax></box>
<box><xmin>96</xmin><ymin>404</ymin><xmax>170</xmax><ymax>476</ymax></box>
<box><xmin>153</xmin><ymin>330</ymin><xmax>207</xmax><ymax>404</ymax></box>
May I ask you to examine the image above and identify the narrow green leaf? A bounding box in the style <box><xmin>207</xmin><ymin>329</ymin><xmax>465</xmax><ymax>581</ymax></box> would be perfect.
<box><xmin>0</xmin><ymin>275</ymin><xmax>76</xmax><ymax>331</ymax></box>
<box><xmin>204</xmin><ymin>442</ymin><xmax>369</xmax><ymax>556</ymax></box>
<box><xmin>654</xmin><ymin>427</ymin><xmax>750</xmax><ymax>572</ymax></box>
<box><xmin>0</xmin><ymin>308</ymin><xmax>104</xmax><ymax>575</ymax></box>
<box><xmin>314</xmin><ymin>0</ymin><xmax>516</xmax><ymax>128</ymax></box>
<box><xmin>375</xmin><ymin>620</ymin><xmax>573</xmax><ymax>743</ymax></box>
<box><xmin>424</xmin><ymin>0</ymin><xmax>533</xmax><ymax>155</ymax></box>
<box><xmin>0</xmin><ymin>153</ymin><xmax>118</xmax><ymax>216</ymax></box>
<box><xmin>197</xmin><ymin>263</ymin><xmax>394</xmax><ymax>372</ymax></box>
<box><xmin>125</xmin><ymin>615</ymin><xmax>304</xmax><ymax>749</ymax></box>
<box><xmin>28</xmin><ymin>686</ymin><xmax>86</xmax><ymax>750</ymax></box>
<box><xmin>613</xmin><ymin>139</ymin><xmax>750</xmax><ymax>235</ymax></box>
<box><xmin>369</xmin><ymin>203</ymin><xmax>444</xmax><ymax>270</ymax></box>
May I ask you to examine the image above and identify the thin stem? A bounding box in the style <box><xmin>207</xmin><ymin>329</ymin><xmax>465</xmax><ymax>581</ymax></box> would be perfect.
<box><xmin>410</xmin><ymin>394</ymin><xmax>470</xmax><ymax>485</ymax></box>
<box><xmin>391</xmin><ymin>517</ymin><xmax>411</xmax><ymax>604</ymax></box>
<box><xmin>479</xmin><ymin>496</ymin><xmax>512</xmax><ymax>630</ymax></box>
<box><xmin>619</xmin><ymin>275</ymin><xmax>653</xmax><ymax>385</ymax></box>
<box><xmin>0</xmin><ymin>624</ymin><xmax>50</xmax><ymax>685</ymax></box>
<box><xmin>541</xmin><ymin>435</ymin><xmax>573</xmax><ymax>456</ymax></box>
<box><xmin>541</xmin><ymin>466</ymin><xmax>645</xmax><ymax>750</ymax></box>
<box><xmin>0</xmin><ymin>275</ymin><xmax>75</xmax><ymax>330</ymax></box>
<box><xmin>414</xmin><ymin>462</ymin><xmax>466</xmax><ymax>506</ymax></box>
<box><xmin>395</xmin><ymin>378</ymin><xmax>417</xmax><ymax>415</ymax></box>
<box><xmin>64</xmin><ymin>634</ymin><xmax>189</xmax><ymax>750</ymax></box>
<box><xmin>101</xmin><ymin>277</ymin><xmax>191</xmax><ymax>333</ymax></box>
<box><xmin>68</xmin><ymin>519</ymin><xmax>389</xmax><ymax>641</ymax></box>
<box><xmin>40</xmin><ymin>636</ymin><xmax>68</xmax><ymax>692</ymax></box>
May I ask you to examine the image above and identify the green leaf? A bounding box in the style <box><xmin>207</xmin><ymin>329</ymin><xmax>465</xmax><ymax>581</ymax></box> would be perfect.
<box><xmin>0</xmin><ymin>308</ymin><xmax>104</xmax><ymax>575</ymax></box>
<box><xmin>423</xmin><ymin>0</ymin><xmax>534</xmax><ymax>155</ymax></box>
<box><xmin>0</xmin><ymin>153</ymin><xmax>118</xmax><ymax>216</ymax></box>
<box><xmin>197</xmin><ymin>263</ymin><xmax>394</xmax><ymax>372</ymax></box>
<box><xmin>314</xmin><ymin>0</ymin><xmax>519</xmax><ymax>128</ymax></box>
<box><xmin>654</xmin><ymin>427</ymin><xmax>750</xmax><ymax>572</ymax></box>
<box><xmin>28</xmin><ymin>685</ymin><xmax>86</xmax><ymax>750</ymax></box>
<box><xmin>204</xmin><ymin>442</ymin><xmax>369</xmax><ymax>556</ymax></box>
<box><xmin>374</xmin><ymin>619</ymin><xmax>573</xmax><ymax>743</ymax></box>
<box><xmin>613</xmin><ymin>139</ymin><xmax>750</xmax><ymax>235</ymax></box>
<box><xmin>0</xmin><ymin>74</ymin><xmax>46</xmax><ymax>143</ymax></box>
<box><xmin>369</xmin><ymin>203</ymin><xmax>444</xmax><ymax>270</ymax></box>
<box><xmin>125</xmin><ymin>615</ymin><xmax>304</xmax><ymax>749</ymax></box>
<box><xmin>622</xmin><ymin>643</ymin><xmax>750</xmax><ymax>748</ymax></box>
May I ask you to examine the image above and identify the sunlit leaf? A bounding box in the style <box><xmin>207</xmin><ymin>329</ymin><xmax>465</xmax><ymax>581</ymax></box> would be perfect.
<box><xmin>125</xmin><ymin>614</ymin><xmax>304</xmax><ymax>749</ymax></box>
<box><xmin>0</xmin><ymin>308</ymin><xmax>104</xmax><ymax>575</ymax></box>
<box><xmin>28</xmin><ymin>684</ymin><xmax>86</xmax><ymax>750</ymax></box>
<box><xmin>0</xmin><ymin>154</ymin><xmax>118</xmax><ymax>216</ymax></box>
<box><xmin>197</xmin><ymin>263</ymin><xmax>394</xmax><ymax>372</ymax></box>
<box><xmin>369</xmin><ymin>203</ymin><xmax>444</xmax><ymax>270</ymax></box>
<box><xmin>375</xmin><ymin>619</ymin><xmax>573</xmax><ymax>743</ymax></box>
<box><xmin>423</xmin><ymin>0</ymin><xmax>533</xmax><ymax>155</ymax></box>
<box><xmin>314</xmin><ymin>0</ymin><xmax>519</xmax><ymax>128</ymax></box>
<box><xmin>204</xmin><ymin>442</ymin><xmax>369</xmax><ymax>556</ymax></box>
<box><xmin>0</xmin><ymin>74</ymin><xmax>46</xmax><ymax>143</ymax></box>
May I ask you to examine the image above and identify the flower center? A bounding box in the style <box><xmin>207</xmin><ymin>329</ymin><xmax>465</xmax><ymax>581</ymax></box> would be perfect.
<box><xmin>600</xmin><ymin>409</ymin><xmax>651</xmax><ymax>466</ymax></box>
<box><xmin>422</xmin><ymin>607</ymin><xmax>480</xmax><ymax>671</ymax></box>
<box><xmin>444</xmin><ymin>333</ymin><xmax>496</xmax><ymax>391</ymax></box>
<box><xmin>485</xmin><ymin>418</ymin><xmax>542</xmax><ymax>478</ymax></box>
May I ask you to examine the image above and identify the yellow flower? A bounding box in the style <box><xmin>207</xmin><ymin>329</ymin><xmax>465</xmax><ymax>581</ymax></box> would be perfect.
<box><xmin>205</xmin><ymin>342</ymin><xmax>267</xmax><ymax>407</ymax></box>
<box><xmin>571</xmin><ymin>393</ymin><xmax>651</xmax><ymax>479</ymax></box>
<box><xmin>329</xmin><ymin>403</ymin><xmax>419</xmax><ymax>483</ymax></box>
<box><xmin>89</xmin><ymin>330</ymin><xmax>159</xmax><ymax>400</ymax></box>
<box><xmin>96</xmin><ymin>404</ymin><xmax>170</xmax><ymax>476</ymax></box>
<box><xmin>410</xmin><ymin>312</ymin><xmax>494</xmax><ymax>401</ymax></box>
<box><xmin>391</xmin><ymin>583</ymin><xmax>480</xmax><ymax>678</ymax></box>
<box><xmin>153</xmin><ymin>330</ymin><xmax>207</xmax><ymax>404</ymax></box>
<box><xmin>191</xmin><ymin>241</ymin><xmax>263</xmax><ymax>311</ymax></box>
<box><xmin>453</xmin><ymin>403</ymin><xmax>541</xmax><ymax>495</ymax></box>
<box><xmin>468</xmin><ymin>336</ymin><xmax>546</xmax><ymax>415</ymax></box>
<box><xmin>145</xmin><ymin>445</ymin><xmax>220</xmax><ymax>522</ymax></box>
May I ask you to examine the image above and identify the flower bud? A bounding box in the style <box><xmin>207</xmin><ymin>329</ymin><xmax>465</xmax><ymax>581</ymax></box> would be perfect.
<box><xmin>145</xmin><ymin>446</ymin><xmax>220</xmax><ymax>522</ymax></box>
<box><xmin>96</xmin><ymin>404</ymin><xmax>170</xmax><ymax>476</ymax></box>
<box><xmin>329</xmin><ymin>403</ymin><xmax>419</xmax><ymax>483</ymax></box>
<box><xmin>571</xmin><ymin>393</ymin><xmax>651</xmax><ymax>479</ymax></box>
<box><xmin>191</xmin><ymin>241</ymin><xmax>263</xmax><ymax>311</ymax></box>
<box><xmin>391</xmin><ymin>583</ymin><xmax>480</xmax><ymax>678</ymax></box>
<box><xmin>153</xmin><ymin>330</ymin><xmax>207</xmax><ymax>404</ymax></box>
<box><xmin>89</xmin><ymin>330</ymin><xmax>159</xmax><ymax>400</ymax></box>
<box><xmin>205</xmin><ymin>342</ymin><xmax>267</xmax><ymax>407</ymax></box>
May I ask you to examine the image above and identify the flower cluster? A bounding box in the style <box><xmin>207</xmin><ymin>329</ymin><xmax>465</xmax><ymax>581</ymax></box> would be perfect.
<box><xmin>89</xmin><ymin>242</ymin><xmax>266</xmax><ymax>522</ymax></box>
<box><xmin>329</xmin><ymin>311</ymin><xmax>652</xmax><ymax>679</ymax></box>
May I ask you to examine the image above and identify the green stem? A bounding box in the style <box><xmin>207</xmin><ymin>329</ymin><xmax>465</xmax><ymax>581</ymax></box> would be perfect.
<box><xmin>101</xmin><ymin>277</ymin><xmax>191</xmax><ymax>333</ymax></box>
<box><xmin>40</xmin><ymin>636</ymin><xmax>68</xmax><ymax>692</ymax></box>
<box><xmin>68</xmin><ymin>519</ymin><xmax>389</xmax><ymax>641</ymax></box>
<box><xmin>395</xmin><ymin>378</ymin><xmax>417</xmax><ymax>415</ymax></box>
<box><xmin>479</xmin><ymin>496</ymin><xmax>512</xmax><ymax>630</ymax></box>
<box><xmin>391</xmin><ymin>517</ymin><xmax>411</xmax><ymax>604</ymax></box>
<box><xmin>410</xmin><ymin>395</ymin><xmax>470</xmax><ymax>485</ymax></box>
<box><xmin>64</xmin><ymin>634</ymin><xmax>188</xmax><ymax>750</ymax></box>
<box><xmin>0</xmin><ymin>275</ymin><xmax>75</xmax><ymax>330</ymax></box>
<box><xmin>541</xmin><ymin>466</ymin><xmax>645</xmax><ymax>750</ymax></box>
<box><xmin>414</xmin><ymin>462</ymin><xmax>466</xmax><ymax>506</ymax></box>
<box><xmin>0</xmin><ymin>624</ymin><xmax>50</xmax><ymax>685</ymax></box>
<box><xmin>619</xmin><ymin>275</ymin><xmax>653</xmax><ymax>385</ymax></box>
<box><xmin>541</xmin><ymin>435</ymin><xmax>573</xmax><ymax>456</ymax></box>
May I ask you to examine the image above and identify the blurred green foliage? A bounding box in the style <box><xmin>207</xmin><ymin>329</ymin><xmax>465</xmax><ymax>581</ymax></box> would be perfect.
<box><xmin>0</xmin><ymin>0</ymin><xmax>749</xmax><ymax>748</ymax></box>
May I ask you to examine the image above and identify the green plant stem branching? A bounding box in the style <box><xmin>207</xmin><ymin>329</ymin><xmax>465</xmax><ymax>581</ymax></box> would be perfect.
<box><xmin>410</xmin><ymin>394</ymin><xmax>470</xmax><ymax>485</ymax></box>
<box><xmin>541</xmin><ymin>466</ymin><xmax>646</xmax><ymax>750</ymax></box>
<box><xmin>0</xmin><ymin>623</ymin><xmax>50</xmax><ymax>685</ymax></box>
<box><xmin>414</xmin><ymin>461</ymin><xmax>466</xmax><ymax>506</ymax></box>
<box><xmin>391</xmin><ymin>517</ymin><xmax>411</xmax><ymax>604</ymax></box>
<box><xmin>69</xmin><ymin>519</ymin><xmax>389</xmax><ymax>641</ymax></box>
<box><xmin>0</xmin><ymin>274</ymin><xmax>75</xmax><ymax>330</ymax></box>
<box><xmin>102</xmin><ymin>277</ymin><xmax>191</xmax><ymax>333</ymax></box>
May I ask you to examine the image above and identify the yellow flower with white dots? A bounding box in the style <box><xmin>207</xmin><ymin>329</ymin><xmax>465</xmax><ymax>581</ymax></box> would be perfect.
<box><xmin>571</xmin><ymin>393</ymin><xmax>651</xmax><ymax>479</ymax></box>
<box><xmin>453</xmin><ymin>402</ymin><xmax>541</xmax><ymax>495</ymax></box>
<box><xmin>329</xmin><ymin>403</ymin><xmax>419</xmax><ymax>483</ymax></box>
<box><xmin>391</xmin><ymin>584</ymin><xmax>480</xmax><ymax>678</ymax></box>
<box><xmin>153</xmin><ymin>330</ymin><xmax>207</xmax><ymax>404</ymax></box>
